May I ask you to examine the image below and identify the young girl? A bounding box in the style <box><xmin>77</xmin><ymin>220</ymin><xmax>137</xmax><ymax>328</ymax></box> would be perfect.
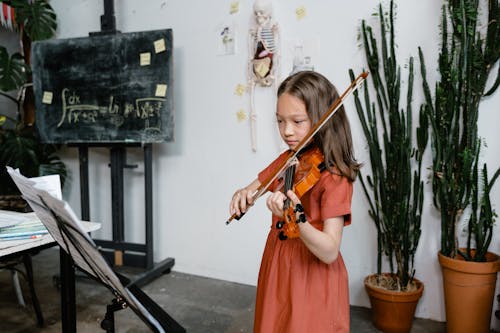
<box><xmin>229</xmin><ymin>71</ymin><xmax>360</xmax><ymax>332</ymax></box>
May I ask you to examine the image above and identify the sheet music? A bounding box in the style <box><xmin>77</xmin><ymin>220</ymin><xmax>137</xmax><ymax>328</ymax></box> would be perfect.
<box><xmin>6</xmin><ymin>166</ymin><xmax>165</xmax><ymax>332</ymax></box>
<box><xmin>29</xmin><ymin>174</ymin><xmax>62</xmax><ymax>199</ymax></box>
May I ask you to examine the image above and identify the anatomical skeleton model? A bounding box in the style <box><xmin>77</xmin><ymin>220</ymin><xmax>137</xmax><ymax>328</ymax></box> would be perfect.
<box><xmin>248</xmin><ymin>0</ymin><xmax>279</xmax><ymax>151</ymax></box>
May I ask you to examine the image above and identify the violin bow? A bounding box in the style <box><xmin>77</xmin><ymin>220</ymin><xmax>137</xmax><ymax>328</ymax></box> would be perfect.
<box><xmin>226</xmin><ymin>72</ymin><xmax>369</xmax><ymax>225</ymax></box>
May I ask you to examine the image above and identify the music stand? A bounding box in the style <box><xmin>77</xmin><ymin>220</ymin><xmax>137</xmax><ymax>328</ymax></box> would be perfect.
<box><xmin>7</xmin><ymin>167</ymin><xmax>185</xmax><ymax>333</ymax></box>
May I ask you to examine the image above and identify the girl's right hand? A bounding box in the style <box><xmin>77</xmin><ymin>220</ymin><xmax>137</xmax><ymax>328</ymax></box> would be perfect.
<box><xmin>229</xmin><ymin>179</ymin><xmax>261</xmax><ymax>217</ymax></box>
<box><xmin>229</xmin><ymin>188</ymin><xmax>254</xmax><ymax>217</ymax></box>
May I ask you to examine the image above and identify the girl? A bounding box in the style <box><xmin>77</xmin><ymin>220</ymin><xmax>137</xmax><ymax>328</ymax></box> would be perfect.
<box><xmin>229</xmin><ymin>71</ymin><xmax>360</xmax><ymax>332</ymax></box>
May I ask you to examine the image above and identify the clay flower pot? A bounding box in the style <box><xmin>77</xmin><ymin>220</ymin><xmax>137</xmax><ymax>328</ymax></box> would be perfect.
<box><xmin>364</xmin><ymin>274</ymin><xmax>424</xmax><ymax>333</ymax></box>
<box><xmin>438</xmin><ymin>250</ymin><xmax>500</xmax><ymax>333</ymax></box>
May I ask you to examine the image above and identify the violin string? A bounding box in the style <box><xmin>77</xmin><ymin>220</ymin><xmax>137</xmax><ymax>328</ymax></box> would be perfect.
<box><xmin>283</xmin><ymin>164</ymin><xmax>295</xmax><ymax>209</ymax></box>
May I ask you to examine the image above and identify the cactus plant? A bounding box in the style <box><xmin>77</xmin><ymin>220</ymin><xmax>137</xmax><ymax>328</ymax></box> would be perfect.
<box><xmin>350</xmin><ymin>0</ymin><xmax>428</xmax><ymax>290</ymax></box>
<box><xmin>419</xmin><ymin>0</ymin><xmax>499</xmax><ymax>261</ymax></box>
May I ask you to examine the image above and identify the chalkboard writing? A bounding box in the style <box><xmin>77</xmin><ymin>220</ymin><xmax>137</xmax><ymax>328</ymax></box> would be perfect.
<box><xmin>32</xmin><ymin>29</ymin><xmax>173</xmax><ymax>143</ymax></box>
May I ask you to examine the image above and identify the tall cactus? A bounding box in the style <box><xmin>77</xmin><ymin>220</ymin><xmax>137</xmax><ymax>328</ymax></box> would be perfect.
<box><xmin>350</xmin><ymin>0</ymin><xmax>428</xmax><ymax>290</ymax></box>
<box><xmin>419</xmin><ymin>0</ymin><xmax>499</xmax><ymax>260</ymax></box>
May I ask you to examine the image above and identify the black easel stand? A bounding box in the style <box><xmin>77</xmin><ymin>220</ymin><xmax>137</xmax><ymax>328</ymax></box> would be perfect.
<box><xmin>78</xmin><ymin>144</ymin><xmax>175</xmax><ymax>286</ymax></box>
<box><xmin>75</xmin><ymin>0</ymin><xmax>175</xmax><ymax>287</ymax></box>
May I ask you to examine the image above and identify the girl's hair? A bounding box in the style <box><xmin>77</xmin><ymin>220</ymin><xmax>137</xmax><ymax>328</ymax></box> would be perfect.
<box><xmin>277</xmin><ymin>71</ymin><xmax>361</xmax><ymax>181</ymax></box>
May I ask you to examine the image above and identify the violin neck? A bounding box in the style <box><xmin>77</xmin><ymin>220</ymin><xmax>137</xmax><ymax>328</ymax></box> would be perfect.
<box><xmin>283</xmin><ymin>164</ymin><xmax>296</xmax><ymax>209</ymax></box>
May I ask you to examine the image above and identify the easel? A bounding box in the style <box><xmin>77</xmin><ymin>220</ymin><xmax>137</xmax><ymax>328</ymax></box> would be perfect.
<box><xmin>77</xmin><ymin>144</ymin><xmax>175</xmax><ymax>286</ymax></box>
<box><xmin>75</xmin><ymin>0</ymin><xmax>175</xmax><ymax>287</ymax></box>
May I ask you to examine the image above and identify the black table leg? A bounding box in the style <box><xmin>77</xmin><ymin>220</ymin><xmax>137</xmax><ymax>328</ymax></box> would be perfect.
<box><xmin>22</xmin><ymin>254</ymin><xmax>44</xmax><ymax>327</ymax></box>
<box><xmin>60</xmin><ymin>249</ymin><xmax>76</xmax><ymax>332</ymax></box>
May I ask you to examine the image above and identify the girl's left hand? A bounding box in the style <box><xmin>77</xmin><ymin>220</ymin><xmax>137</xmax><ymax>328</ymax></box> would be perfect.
<box><xmin>266</xmin><ymin>190</ymin><xmax>303</xmax><ymax>218</ymax></box>
<box><xmin>285</xmin><ymin>190</ymin><xmax>301</xmax><ymax>208</ymax></box>
<box><xmin>266</xmin><ymin>190</ymin><xmax>287</xmax><ymax>217</ymax></box>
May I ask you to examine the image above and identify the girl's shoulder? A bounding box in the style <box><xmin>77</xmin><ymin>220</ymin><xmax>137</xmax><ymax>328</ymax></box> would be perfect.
<box><xmin>318</xmin><ymin>168</ymin><xmax>352</xmax><ymax>190</ymax></box>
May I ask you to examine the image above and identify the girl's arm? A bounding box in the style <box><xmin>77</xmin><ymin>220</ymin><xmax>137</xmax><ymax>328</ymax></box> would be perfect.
<box><xmin>229</xmin><ymin>179</ymin><xmax>261</xmax><ymax>217</ymax></box>
<box><xmin>266</xmin><ymin>189</ymin><xmax>344</xmax><ymax>264</ymax></box>
<box><xmin>296</xmin><ymin>215</ymin><xmax>344</xmax><ymax>264</ymax></box>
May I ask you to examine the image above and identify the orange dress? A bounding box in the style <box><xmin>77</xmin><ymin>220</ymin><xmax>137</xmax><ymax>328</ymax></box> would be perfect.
<box><xmin>254</xmin><ymin>151</ymin><xmax>352</xmax><ymax>333</ymax></box>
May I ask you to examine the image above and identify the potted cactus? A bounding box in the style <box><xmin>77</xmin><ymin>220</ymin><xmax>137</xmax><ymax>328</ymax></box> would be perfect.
<box><xmin>419</xmin><ymin>0</ymin><xmax>500</xmax><ymax>332</ymax></box>
<box><xmin>349</xmin><ymin>1</ymin><xmax>428</xmax><ymax>332</ymax></box>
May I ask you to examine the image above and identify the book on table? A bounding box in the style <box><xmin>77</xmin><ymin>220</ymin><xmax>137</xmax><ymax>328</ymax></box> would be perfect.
<box><xmin>0</xmin><ymin>211</ymin><xmax>48</xmax><ymax>240</ymax></box>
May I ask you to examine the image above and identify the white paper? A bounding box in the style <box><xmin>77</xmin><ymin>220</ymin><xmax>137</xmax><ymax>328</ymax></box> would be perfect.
<box><xmin>30</xmin><ymin>174</ymin><xmax>62</xmax><ymax>199</ymax></box>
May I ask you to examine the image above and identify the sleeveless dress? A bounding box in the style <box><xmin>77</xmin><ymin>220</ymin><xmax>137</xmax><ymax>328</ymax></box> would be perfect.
<box><xmin>254</xmin><ymin>151</ymin><xmax>352</xmax><ymax>333</ymax></box>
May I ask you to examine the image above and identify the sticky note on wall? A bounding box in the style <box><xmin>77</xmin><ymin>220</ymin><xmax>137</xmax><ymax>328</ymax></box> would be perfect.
<box><xmin>234</xmin><ymin>84</ymin><xmax>246</xmax><ymax>96</ymax></box>
<box><xmin>230</xmin><ymin>1</ymin><xmax>239</xmax><ymax>14</ymax></box>
<box><xmin>296</xmin><ymin>6</ymin><xmax>307</xmax><ymax>20</ymax></box>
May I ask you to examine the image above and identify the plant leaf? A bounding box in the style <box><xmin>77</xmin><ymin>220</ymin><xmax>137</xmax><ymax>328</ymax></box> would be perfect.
<box><xmin>0</xmin><ymin>47</ymin><xmax>28</xmax><ymax>92</ymax></box>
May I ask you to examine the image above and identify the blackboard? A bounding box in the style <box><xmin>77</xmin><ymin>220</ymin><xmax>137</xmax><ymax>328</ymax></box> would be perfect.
<box><xmin>32</xmin><ymin>29</ymin><xmax>173</xmax><ymax>144</ymax></box>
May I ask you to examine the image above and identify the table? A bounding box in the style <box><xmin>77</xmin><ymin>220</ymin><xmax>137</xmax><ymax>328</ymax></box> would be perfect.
<box><xmin>0</xmin><ymin>216</ymin><xmax>100</xmax><ymax>331</ymax></box>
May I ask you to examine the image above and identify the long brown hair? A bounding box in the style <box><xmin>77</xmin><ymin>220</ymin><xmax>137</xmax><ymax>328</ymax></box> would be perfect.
<box><xmin>277</xmin><ymin>71</ymin><xmax>361</xmax><ymax>181</ymax></box>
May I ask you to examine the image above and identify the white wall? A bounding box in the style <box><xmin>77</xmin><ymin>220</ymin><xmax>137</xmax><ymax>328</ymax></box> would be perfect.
<box><xmin>48</xmin><ymin>0</ymin><xmax>499</xmax><ymax>326</ymax></box>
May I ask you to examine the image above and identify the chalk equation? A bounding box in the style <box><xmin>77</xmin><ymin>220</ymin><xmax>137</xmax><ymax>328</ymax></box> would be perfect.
<box><xmin>58</xmin><ymin>88</ymin><xmax>166</xmax><ymax>130</ymax></box>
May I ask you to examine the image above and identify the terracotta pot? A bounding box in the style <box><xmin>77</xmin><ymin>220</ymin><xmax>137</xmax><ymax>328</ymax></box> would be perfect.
<box><xmin>438</xmin><ymin>250</ymin><xmax>500</xmax><ymax>333</ymax></box>
<box><xmin>364</xmin><ymin>274</ymin><xmax>424</xmax><ymax>333</ymax></box>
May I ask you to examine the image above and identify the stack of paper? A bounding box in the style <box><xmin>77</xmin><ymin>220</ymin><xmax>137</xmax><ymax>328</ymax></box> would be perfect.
<box><xmin>0</xmin><ymin>211</ymin><xmax>48</xmax><ymax>240</ymax></box>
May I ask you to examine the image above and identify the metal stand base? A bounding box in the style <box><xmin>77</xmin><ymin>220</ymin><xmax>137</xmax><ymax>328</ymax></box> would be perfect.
<box><xmin>130</xmin><ymin>257</ymin><xmax>175</xmax><ymax>287</ymax></box>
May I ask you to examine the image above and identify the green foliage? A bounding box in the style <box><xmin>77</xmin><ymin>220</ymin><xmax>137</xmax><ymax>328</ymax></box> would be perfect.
<box><xmin>464</xmin><ymin>159</ymin><xmax>500</xmax><ymax>262</ymax></box>
<box><xmin>419</xmin><ymin>0</ymin><xmax>499</xmax><ymax>261</ymax></box>
<box><xmin>11</xmin><ymin>0</ymin><xmax>57</xmax><ymax>41</ymax></box>
<box><xmin>0</xmin><ymin>127</ymin><xmax>66</xmax><ymax>194</ymax></box>
<box><xmin>0</xmin><ymin>47</ymin><xmax>28</xmax><ymax>92</ymax></box>
<box><xmin>350</xmin><ymin>1</ymin><xmax>428</xmax><ymax>290</ymax></box>
<box><xmin>0</xmin><ymin>0</ymin><xmax>65</xmax><ymax>197</ymax></box>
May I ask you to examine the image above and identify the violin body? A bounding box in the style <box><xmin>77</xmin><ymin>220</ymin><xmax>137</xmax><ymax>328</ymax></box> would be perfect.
<box><xmin>293</xmin><ymin>146</ymin><xmax>324</xmax><ymax>197</ymax></box>
<box><xmin>277</xmin><ymin>146</ymin><xmax>325</xmax><ymax>240</ymax></box>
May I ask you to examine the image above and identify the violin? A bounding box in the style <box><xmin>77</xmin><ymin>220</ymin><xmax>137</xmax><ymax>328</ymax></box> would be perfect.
<box><xmin>225</xmin><ymin>72</ymin><xmax>368</xmax><ymax>231</ymax></box>
<box><xmin>276</xmin><ymin>146</ymin><xmax>325</xmax><ymax>240</ymax></box>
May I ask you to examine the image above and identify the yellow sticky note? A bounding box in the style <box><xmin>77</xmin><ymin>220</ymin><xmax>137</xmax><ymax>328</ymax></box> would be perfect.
<box><xmin>42</xmin><ymin>91</ymin><xmax>53</xmax><ymax>104</ymax></box>
<box><xmin>234</xmin><ymin>84</ymin><xmax>246</xmax><ymax>96</ymax></box>
<box><xmin>229</xmin><ymin>1</ymin><xmax>239</xmax><ymax>14</ymax></box>
<box><xmin>0</xmin><ymin>115</ymin><xmax>6</xmax><ymax>126</ymax></box>
<box><xmin>154</xmin><ymin>39</ymin><xmax>166</xmax><ymax>53</ymax></box>
<box><xmin>296</xmin><ymin>6</ymin><xmax>306</xmax><ymax>20</ymax></box>
<box><xmin>155</xmin><ymin>84</ymin><xmax>168</xmax><ymax>97</ymax></box>
<box><xmin>236</xmin><ymin>109</ymin><xmax>247</xmax><ymax>122</ymax></box>
<box><xmin>140</xmin><ymin>52</ymin><xmax>151</xmax><ymax>66</ymax></box>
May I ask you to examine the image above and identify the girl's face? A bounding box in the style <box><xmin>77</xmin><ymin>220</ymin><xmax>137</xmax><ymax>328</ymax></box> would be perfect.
<box><xmin>276</xmin><ymin>93</ymin><xmax>312</xmax><ymax>150</ymax></box>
